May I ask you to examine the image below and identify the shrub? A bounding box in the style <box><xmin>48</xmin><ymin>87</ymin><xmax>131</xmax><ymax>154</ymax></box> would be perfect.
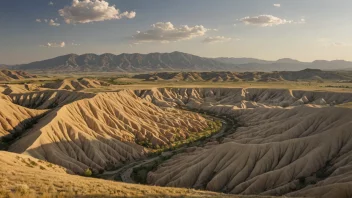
<box><xmin>84</xmin><ymin>168</ymin><xmax>93</xmax><ymax>177</ymax></box>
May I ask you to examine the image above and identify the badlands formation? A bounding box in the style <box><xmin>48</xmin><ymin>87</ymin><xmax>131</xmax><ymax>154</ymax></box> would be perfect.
<box><xmin>3</xmin><ymin>89</ymin><xmax>208</xmax><ymax>174</ymax></box>
<box><xmin>133</xmin><ymin>69</ymin><xmax>352</xmax><ymax>82</ymax></box>
<box><xmin>135</xmin><ymin>88</ymin><xmax>352</xmax><ymax>198</ymax></box>
<box><xmin>43</xmin><ymin>78</ymin><xmax>110</xmax><ymax>91</ymax></box>
<box><xmin>0</xmin><ymin>69</ymin><xmax>37</xmax><ymax>81</ymax></box>
<box><xmin>2</xmin><ymin>81</ymin><xmax>352</xmax><ymax>197</ymax></box>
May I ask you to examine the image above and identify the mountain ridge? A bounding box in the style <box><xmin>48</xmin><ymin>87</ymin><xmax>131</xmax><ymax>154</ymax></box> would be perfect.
<box><xmin>7</xmin><ymin>51</ymin><xmax>352</xmax><ymax>72</ymax></box>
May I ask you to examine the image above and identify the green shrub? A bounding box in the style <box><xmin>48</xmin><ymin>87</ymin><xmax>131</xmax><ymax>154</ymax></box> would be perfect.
<box><xmin>84</xmin><ymin>168</ymin><xmax>93</xmax><ymax>177</ymax></box>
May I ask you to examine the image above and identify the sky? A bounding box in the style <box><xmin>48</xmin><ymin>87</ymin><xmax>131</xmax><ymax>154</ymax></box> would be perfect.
<box><xmin>0</xmin><ymin>0</ymin><xmax>351</xmax><ymax>64</ymax></box>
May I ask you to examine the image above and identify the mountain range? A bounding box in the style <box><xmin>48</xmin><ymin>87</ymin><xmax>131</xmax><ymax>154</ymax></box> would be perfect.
<box><xmin>7</xmin><ymin>51</ymin><xmax>352</xmax><ymax>72</ymax></box>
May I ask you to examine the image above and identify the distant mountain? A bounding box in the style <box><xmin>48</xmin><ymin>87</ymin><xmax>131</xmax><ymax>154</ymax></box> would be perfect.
<box><xmin>9</xmin><ymin>52</ymin><xmax>352</xmax><ymax>72</ymax></box>
<box><xmin>215</xmin><ymin>57</ymin><xmax>273</xmax><ymax>65</ymax></box>
<box><xmin>12</xmin><ymin>52</ymin><xmax>233</xmax><ymax>72</ymax></box>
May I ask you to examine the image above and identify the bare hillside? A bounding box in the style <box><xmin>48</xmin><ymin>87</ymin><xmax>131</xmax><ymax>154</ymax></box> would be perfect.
<box><xmin>0</xmin><ymin>99</ymin><xmax>46</xmax><ymax>139</ymax></box>
<box><xmin>133</xmin><ymin>70</ymin><xmax>352</xmax><ymax>82</ymax></box>
<box><xmin>43</xmin><ymin>78</ymin><xmax>110</xmax><ymax>91</ymax></box>
<box><xmin>0</xmin><ymin>70</ymin><xmax>37</xmax><ymax>81</ymax></box>
<box><xmin>0</xmin><ymin>151</ymin><xmax>251</xmax><ymax>198</ymax></box>
<box><xmin>8</xmin><ymin>90</ymin><xmax>208</xmax><ymax>174</ymax></box>
<box><xmin>136</xmin><ymin>88</ymin><xmax>352</xmax><ymax>198</ymax></box>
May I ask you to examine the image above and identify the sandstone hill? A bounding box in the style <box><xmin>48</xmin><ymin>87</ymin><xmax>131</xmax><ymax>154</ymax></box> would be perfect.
<box><xmin>133</xmin><ymin>69</ymin><xmax>352</xmax><ymax>82</ymax></box>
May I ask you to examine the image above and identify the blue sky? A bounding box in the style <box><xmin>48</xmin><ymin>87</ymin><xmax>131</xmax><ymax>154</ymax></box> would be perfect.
<box><xmin>0</xmin><ymin>0</ymin><xmax>351</xmax><ymax>64</ymax></box>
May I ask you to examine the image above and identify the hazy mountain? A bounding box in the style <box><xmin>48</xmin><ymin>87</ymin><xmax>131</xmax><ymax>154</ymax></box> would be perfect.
<box><xmin>12</xmin><ymin>52</ymin><xmax>233</xmax><ymax>72</ymax></box>
<box><xmin>9</xmin><ymin>52</ymin><xmax>352</xmax><ymax>72</ymax></box>
<box><xmin>215</xmin><ymin>57</ymin><xmax>274</xmax><ymax>65</ymax></box>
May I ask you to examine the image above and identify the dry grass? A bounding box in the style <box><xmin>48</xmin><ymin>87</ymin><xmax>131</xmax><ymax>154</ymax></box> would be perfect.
<box><xmin>0</xmin><ymin>151</ymin><xmax>283</xmax><ymax>198</ymax></box>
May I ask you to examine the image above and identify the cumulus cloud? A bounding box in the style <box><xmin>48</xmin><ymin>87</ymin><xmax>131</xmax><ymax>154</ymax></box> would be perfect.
<box><xmin>59</xmin><ymin>0</ymin><xmax>136</xmax><ymax>24</ymax></box>
<box><xmin>36</xmin><ymin>19</ymin><xmax>42</xmax><ymax>23</ymax></box>
<box><xmin>49</xmin><ymin>1</ymin><xmax>54</xmax><ymax>6</ymax></box>
<box><xmin>48</xmin><ymin>19</ymin><xmax>60</xmax><ymax>26</ymax></box>
<box><xmin>132</xmin><ymin>22</ymin><xmax>208</xmax><ymax>43</ymax></box>
<box><xmin>239</xmin><ymin>15</ymin><xmax>292</xmax><ymax>27</ymax></box>
<box><xmin>202</xmin><ymin>36</ymin><xmax>233</xmax><ymax>44</ymax></box>
<box><xmin>40</xmin><ymin>42</ymin><xmax>66</xmax><ymax>48</ymax></box>
<box><xmin>273</xmin><ymin>4</ymin><xmax>281</xmax><ymax>7</ymax></box>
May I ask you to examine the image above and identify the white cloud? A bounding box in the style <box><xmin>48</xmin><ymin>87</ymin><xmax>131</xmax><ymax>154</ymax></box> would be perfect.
<box><xmin>49</xmin><ymin>1</ymin><xmax>54</xmax><ymax>6</ymax></box>
<box><xmin>317</xmin><ymin>38</ymin><xmax>351</xmax><ymax>47</ymax></box>
<box><xmin>44</xmin><ymin>19</ymin><xmax>48</xmax><ymax>23</ymax></box>
<box><xmin>119</xmin><ymin>11</ymin><xmax>136</xmax><ymax>19</ymax></box>
<box><xmin>239</xmin><ymin>15</ymin><xmax>292</xmax><ymax>27</ymax></box>
<box><xmin>202</xmin><ymin>36</ymin><xmax>233</xmax><ymax>44</ymax></box>
<box><xmin>59</xmin><ymin>0</ymin><xmax>136</xmax><ymax>24</ymax></box>
<box><xmin>36</xmin><ymin>19</ymin><xmax>42</xmax><ymax>23</ymax></box>
<box><xmin>132</xmin><ymin>22</ymin><xmax>208</xmax><ymax>43</ymax></box>
<box><xmin>273</xmin><ymin>4</ymin><xmax>281</xmax><ymax>7</ymax></box>
<box><xmin>40</xmin><ymin>42</ymin><xmax>66</xmax><ymax>48</ymax></box>
<box><xmin>48</xmin><ymin>19</ymin><xmax>60</xmax><ymax>26</ymax></box>
<box><xmin>71</xmin><ymin>42</ymin><xmax>80</xmax><ymax>46</ymax></box>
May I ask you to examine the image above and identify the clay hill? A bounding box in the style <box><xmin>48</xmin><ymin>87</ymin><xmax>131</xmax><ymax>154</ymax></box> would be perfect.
<box><xmin>8</xmin><ymin>52</ymin><xmax>352</xmax><ymax>72</ymax></box>
<box><xmin>43</xmin><ymin>78</ymin><xmax>110</xmax><ymax>91</ymax></box>
<box><xmin>5</xmin><ymin>90</ymin><xmax>208</xmax><ymax>174</ymax></box>
<box><xmin>133</xmin><ymin>69</ymin><xmax>352</xmax><ymax>82</ymax></box>
<box><xmin>134</xmin><ymin>88</ymin><xmax>352</xmax><ymax>198</ymax></box>
<box><xmin>0</xmin><ymin>69</ymin><xmax>37</xmax><ymax>81</ymax></box>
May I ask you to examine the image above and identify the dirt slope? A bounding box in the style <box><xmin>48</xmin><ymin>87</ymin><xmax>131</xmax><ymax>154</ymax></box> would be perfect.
<box><xmin>8</xmin><ymin>90</ymin><xmax>208</xmax><ymax>174</ymax></box>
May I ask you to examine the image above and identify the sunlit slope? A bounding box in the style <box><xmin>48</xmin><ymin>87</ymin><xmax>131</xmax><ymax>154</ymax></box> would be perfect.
<box><xmin>137</xmin><ymin>88</ymin><xmax>352</xmax><ymax>109</ymax></box>
<box><xmin>0</xmin><ymin>69</ymin><xmax>37</xmax><ymax>81</ymax></box>
<box><xmin>0</xmin><ymin>98</ymin><xmax>46</xmax><ymax>139</ymax></box>
<box><xmin>0</xmin><ymin>152</ymin><xmax>261</xmax><ymax>198</ymax></box>
<box><xmin>9</xmin><ymin>90</ymin><xmax>208</xmax><ymax>174</ymax></box>
<box><xmin>43</xmin><ymin>78</ymin><xmax>110</xmax><ymax>91</ymax></box>
<box><xmin>9</xmin><ymin>90</ymin><xmax>96</xmax><ymax>109</ymax></box>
